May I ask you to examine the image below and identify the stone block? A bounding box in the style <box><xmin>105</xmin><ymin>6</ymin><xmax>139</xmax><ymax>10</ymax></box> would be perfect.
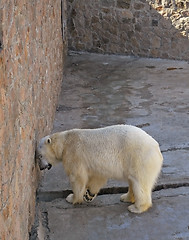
<box><xmin>151</xmin><ymin>35</ymin><xmax>161</xmax><ymax>48</ymax></box>
<box><xmin>118</xmin><ymin>9</ymin><xmax>133</xmax><ymax>19</ymax></box>
<box><xmin>135</xmin><ymin>23</ymin><xmax>142</xmax><ymax>32</ymax></box>
<box><xmin>100</xmin><ymin>0</ymin><xmax>115</xmax><ymax>7</ymax></box>
<box><xmin>117</xmin><ymin>0</ymin><xmax>131</xmax><ymax>9</ymax></box>
<box><xmin>134</xmin><ymin>2</ymin><xmax>145</xmax><ymax>10</ymax></box>
<box><xmin>91</xmin><ymin>16</ymin><xmax>99</xmax><ymax>24</ymax></box>
<box><xmin>152</xmin><ymin>19</ymin><xmax>159</xmax><ymax>26</ymax></box>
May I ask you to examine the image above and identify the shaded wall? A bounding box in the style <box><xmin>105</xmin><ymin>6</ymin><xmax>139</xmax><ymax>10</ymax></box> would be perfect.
<box><xmin>67</xmin><ymin>0</ymin><xmax>189</xmax><ymax>60</ymax></box>
<box><xmin>0</xmin><ymin>0</ymin><xmax>67</xmax><ymax>239</ymax></box>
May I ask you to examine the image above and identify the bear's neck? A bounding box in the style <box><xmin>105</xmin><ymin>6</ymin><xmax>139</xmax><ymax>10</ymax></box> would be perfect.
<box><xmin>53</xmin><ymin>143</ymin><xmax>63</xmax><ymax>162</ymax></box>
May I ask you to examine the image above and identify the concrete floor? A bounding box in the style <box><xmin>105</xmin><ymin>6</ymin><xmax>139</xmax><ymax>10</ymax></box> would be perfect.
<box><xmin>36</xmin><ymin>52</ymin><xmax>189</xmax><ymax>240</ymax></box>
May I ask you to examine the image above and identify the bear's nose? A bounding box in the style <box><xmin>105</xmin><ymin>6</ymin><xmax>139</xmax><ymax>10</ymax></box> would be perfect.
<box><xmin>47</xmin><ymin>163</ymin><xmax>52</xmax><ymax>170</ymax></box>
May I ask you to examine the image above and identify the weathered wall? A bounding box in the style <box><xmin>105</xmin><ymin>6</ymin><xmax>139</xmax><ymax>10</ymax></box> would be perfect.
<box><xmin>0</xmin><ymin>0</ymin><xmax>66</xmax><ymax>239</ymax></box>
<box><xmin>67</xmin><ymin>0</ymin><xmax>189</xmax><ymax>60</ymax></box>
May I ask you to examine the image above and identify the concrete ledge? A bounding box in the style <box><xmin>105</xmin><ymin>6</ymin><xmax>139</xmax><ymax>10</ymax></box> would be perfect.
<box><xmin>38</xmin><ymin>186</ymin><xmax>189</xmax><ymax>240</ymax></box>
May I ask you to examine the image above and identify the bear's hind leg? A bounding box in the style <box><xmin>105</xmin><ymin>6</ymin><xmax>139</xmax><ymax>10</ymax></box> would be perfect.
<box><xmin>128</xmin><ymin>177</ymin><xmax>152</xmax><ymax>213</ymax></box>
<box><xmin>120</xmin><ymin>180</ymin><xmax>135</xmax><ymax>203</ymax></box>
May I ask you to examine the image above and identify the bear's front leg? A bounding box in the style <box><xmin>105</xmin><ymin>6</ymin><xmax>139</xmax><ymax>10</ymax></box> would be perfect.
<box><xmin>66</xmin><ymin>173</ymin><xmax>87</xmax><ymax>204</ymax></box>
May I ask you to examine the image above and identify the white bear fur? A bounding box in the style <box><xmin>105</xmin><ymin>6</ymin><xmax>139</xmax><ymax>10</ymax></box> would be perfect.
<box><xmin>38</xmin><ymin>125</ymin><xmax>163</xmax><ymax>213</ymax></box>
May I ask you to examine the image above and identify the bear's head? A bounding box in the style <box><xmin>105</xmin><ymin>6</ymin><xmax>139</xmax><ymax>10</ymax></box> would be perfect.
<box><xmin>36</xmin><ymin>135</ymin><xmax>59</xmax><ymax>170</ymax></box>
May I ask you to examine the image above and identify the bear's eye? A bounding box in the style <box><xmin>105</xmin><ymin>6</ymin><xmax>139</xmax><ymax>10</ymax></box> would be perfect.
<box><xmin>38</xmin><ymin>154</ymin><xmax>43</xmax><ymax>159</ymax></box>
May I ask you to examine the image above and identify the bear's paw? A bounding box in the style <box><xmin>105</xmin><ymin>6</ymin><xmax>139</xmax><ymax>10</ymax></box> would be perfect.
<box><xmin>66</xmin><ymin>193</ymin><xmax>74</xmax><ymax>204</ymax></box>
<box><xmin>83</xmin><ymin>189</ymin><xmax>97</xmax><ymax>202</ymax></box>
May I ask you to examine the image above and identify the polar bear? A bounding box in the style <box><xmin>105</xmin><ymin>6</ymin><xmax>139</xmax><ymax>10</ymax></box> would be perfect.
<box><xmin>37</xmin><ymin>125</ymin><xmax>163</xmax><ymax>213</ymax></box>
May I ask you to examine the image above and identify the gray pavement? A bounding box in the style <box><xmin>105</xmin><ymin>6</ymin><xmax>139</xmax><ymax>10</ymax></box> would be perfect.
<box><xmin>40</xmin><ymin>188</ymin><xmax>189</xmax><ymax>240</ymax></box>
<box><xmin>36</xmin><ymin>53</ymin><xmax>189</xmax><ymax>240</ymax></box>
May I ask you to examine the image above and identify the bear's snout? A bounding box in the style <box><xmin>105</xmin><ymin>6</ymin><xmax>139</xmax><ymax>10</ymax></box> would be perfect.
<box><xmin>39</xmin><ymin>162</ymin><xmax>52</xmax><ymax>171</ymax></box>
<box><xmin>37</xmin><ymin>155</ymin><xmax>52</xmax><ymax>171</ymax></box>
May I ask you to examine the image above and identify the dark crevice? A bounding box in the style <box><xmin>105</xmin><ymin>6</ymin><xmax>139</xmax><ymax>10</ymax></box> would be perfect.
<box><xmin>37</xmin><ymin>182</ymin><xmax>189</xmax><ymax>202</ymax></box>
<box><xmin>37</xmin><ymin>189</ymin><xmax>72</xmax><ymax>202</ymax></box>
<box><xmin>61</xmin><ymin>0</ymin><xmax>64</xmax><ymax>40</ymax></box>
<box><xmin>0</xmin><ymin>8</ymin><xmax>3</xmax><ymax>52</ymax></box>
<box><xmin>161</xmin><ymin>146</ymin><xmax>189</xmax><ymax>153</ymax></box>
<box><xmin>29</xmin><ymin>205</ymin><xmax>51</xmax><ymax>240</ymax></box>
<box><xmin>41</xmin><ymin>211</ymin><xmax>50</xmax><ymax>240</ymax></box>
<box><xmin>29</xmin><ymin>204</ymin><xmax>39</xmax><ymax>240</ymax></box>
<box><xmin>153</xmin><ymin>182</ymin><xmax>189</xmax><ymax>191</ymax></box>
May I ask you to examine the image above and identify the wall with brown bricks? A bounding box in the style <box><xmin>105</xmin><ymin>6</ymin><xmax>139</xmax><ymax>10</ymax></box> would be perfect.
<box><xmin>0</xmin><ymin>0</ymin><xmax>66</xmax><ymax>239</ymax></box>
<box><xmin>67</xmin><ymin>0</ymin><xmax>189</xmax><ymax>60</ymax></box>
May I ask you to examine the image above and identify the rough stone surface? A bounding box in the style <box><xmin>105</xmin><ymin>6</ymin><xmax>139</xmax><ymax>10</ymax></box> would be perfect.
<box><xmin>0</xmin><ymin>1</ymin><xmax>67</xmax><ymax>239</ymax></box>
<box><xmin>37</xmin><ymin>53</ymin><xmax>189</xmax><ymax>239</ymax></box>
<box><xmin>67</xmin><ymin>0</ymin><xmax>189</xmax><ymax>60</ymax></box>
<box><xmin>40</xmin><ymin>187</ymin><xmax>189</xmax><ymax>240</ymax></box>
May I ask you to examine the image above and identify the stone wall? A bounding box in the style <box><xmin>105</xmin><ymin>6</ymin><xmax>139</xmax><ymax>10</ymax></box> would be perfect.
<box><xmin>67</xmin><ymin>0</ymin><xmax>189</xmax><ymax>60</ymax></box>
<box><xmin>0</xmin><ymin>0</ymin><xmax>66</xmax><ymax>239</ymax></box>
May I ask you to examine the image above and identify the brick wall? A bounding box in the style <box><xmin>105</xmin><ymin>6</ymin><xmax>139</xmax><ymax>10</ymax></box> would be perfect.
<box><xmin>67</xmin><ymin>0</ymin><xmax>189</xmax><ymax>60</ymax></box>
<box><xmin>0</xmin><ymin>0</ymin><xmax>66</xmax><ymax>239</ymax></box>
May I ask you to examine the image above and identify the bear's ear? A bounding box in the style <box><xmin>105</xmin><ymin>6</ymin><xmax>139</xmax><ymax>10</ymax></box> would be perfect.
<box><xmin>46</xmin><ymin>137</ymin><xmax>52</xmax><ymax>144</ymax></box>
